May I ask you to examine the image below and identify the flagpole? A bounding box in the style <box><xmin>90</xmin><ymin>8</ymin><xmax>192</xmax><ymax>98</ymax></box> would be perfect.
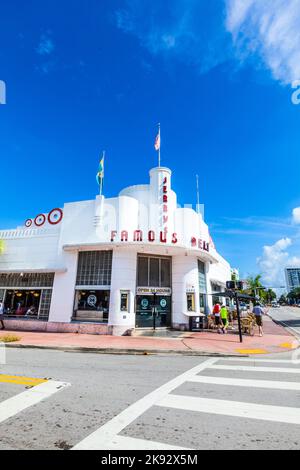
<box><xmin>196</xmin><ymin>174</ymin><xmax>200</xmax><ymax>214</ymax></box>
<box><xmin>100</xmin><ymin>150</ymin><xmax>105</xmax><ymax>197</ymax></box>
<box><xmin>158</xmin><ymin>123</ymin><xmax>161</xmax><ymax>167</ymax></box>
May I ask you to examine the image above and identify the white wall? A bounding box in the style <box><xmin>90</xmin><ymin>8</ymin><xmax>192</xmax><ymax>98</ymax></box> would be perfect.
<box><xmin>0</xmin><ymin>232</ymin><xmax>60</xmax><ymax>272</ymax></box>
<box><xmin>48</xmin><ymin>251</ymin><xmax>78</xmax><ymax>322</ymax></box>
<box><xmin>109</xmin><ymin>248</ymin><xmax>137</xmax><ymax>335</ymax></box>
<box><xmin>172</xmin><ymin>255</ymin><xmax>200</xmax><ymax>328</ymax></box>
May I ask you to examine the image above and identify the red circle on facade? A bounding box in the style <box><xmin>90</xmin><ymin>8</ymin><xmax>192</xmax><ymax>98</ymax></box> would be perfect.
<box><xmin>34</xmin><ymin>214</ymin><xmax>46</xmax><ymax>227</ymax></box>
<box><xmin>48</xmin><ymin>208</ymin><xmax>63</xmax><ymax>225</ymax></box>
<box><xmin>25</xmin><ymin>219</ymin><xmax>32</xmax><ymax>228</ymax></box>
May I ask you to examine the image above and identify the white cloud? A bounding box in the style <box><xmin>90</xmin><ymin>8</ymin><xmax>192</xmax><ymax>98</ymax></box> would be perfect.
<box><xmin>226</xmin><ymin>0</ymin><xmax>300</xmax><ymax>85</ymax></box>
<box><xmin>115</xmin><ymin>0</ymin><xmax>232</xmax><ymax>73</ymax></box>
<box><xmin>292</xmin><ymin>207</ymin><xmax>300</xmax><ymax>224</ymax></box>
<box><xmin>257</xmin><ymin>237</ymin><xmax>300</xmax><ymax>288</ymax></box>
<box><xmin>116</xmin><ymin>0</ymin><xmax>300</xmax><ymax>84</ymax></box>
<box><xmin>36</xmin><ymin>34</ymin><xmax>55</xmax><ymax>56</ymax></box>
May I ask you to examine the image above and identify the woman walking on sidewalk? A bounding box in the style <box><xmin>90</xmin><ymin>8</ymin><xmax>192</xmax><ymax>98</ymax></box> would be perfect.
<box><xmin>253</xmin><ymin>302</ymin><xmax>264</xmax><ymax>337</ymax></box>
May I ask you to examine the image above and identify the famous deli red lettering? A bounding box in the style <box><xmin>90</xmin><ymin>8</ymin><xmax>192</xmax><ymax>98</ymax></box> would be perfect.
<box><xmin>110</xmin><ymin>230</ymin><xmax>209</xmax><ymax>251</ymax></box>
<box><xmin>111</xmin><ymin>229</ymin><xmax>177</xmax><ymax>244</ymax></box>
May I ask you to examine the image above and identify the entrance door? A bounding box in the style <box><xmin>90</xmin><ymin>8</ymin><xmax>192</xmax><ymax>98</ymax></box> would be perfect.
<box><xmin>135</xmin><ymin>295</ymin><xmax>171</xmax><ymax>328</ymax></box>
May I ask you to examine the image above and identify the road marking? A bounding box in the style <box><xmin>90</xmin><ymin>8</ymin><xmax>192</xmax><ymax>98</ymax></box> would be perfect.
<box><xmin>0</xmin><ymin>380</ymin><xmax>70</xmax><ymax>424</ymax></box>
<box><xmin>107</xmin><ymin>435</ymin><xmax>190</xmax><ymax>450</ymax></box>
<box><xmin>279</xmin><ymin>342</ymin><xmax>297</xmax><ymax>349</ymax></box>
<box><xmin>209</xmin><ymin>364</ymin><xmax>300</xmax><ymax>374</ymax></box>
<box><xmin>0</xmin><ymin>374</ymin><xmax>48</xmax><ymax>387</ymax></box>
<box><xmin>188</xmin><ymin>375</ymin><xmax>300</xmax><ymax>390</ymax></box>
<box><xmin>222</xmin><ymin>358</ymin><xmax>300</xmax><ymax>364</ymax></box>
<box><xmin>72</xmin><ymin>357</ymin><xmax>218</xmax><ymax>450</ymax></box>
<box><xmin>157</xmin><ymin>394</ymin><xmax>300</xmax><ymax>425</ymax></box>
<box><xmin>235</xmin><ymin>349</ymin><xmax>267</xmax><ymax>354</ymax></box>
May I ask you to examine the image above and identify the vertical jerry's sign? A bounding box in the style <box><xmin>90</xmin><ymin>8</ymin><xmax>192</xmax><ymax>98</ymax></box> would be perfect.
<box><xmin>162</xmin><ymin>176</ymin><xmax>168</xmax><ymax>236</ymax></box>
<box><xmin>0</xmin><ymin>81</ymin><xmax>6</xmax><ymax>104</ymax></box>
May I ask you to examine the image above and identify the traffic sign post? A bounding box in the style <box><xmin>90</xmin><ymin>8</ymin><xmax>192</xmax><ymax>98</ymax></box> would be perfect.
<box><xmin>234</xmin><ymin>291</ymin><xmax>243</xmax><ymax>343</ymax></box>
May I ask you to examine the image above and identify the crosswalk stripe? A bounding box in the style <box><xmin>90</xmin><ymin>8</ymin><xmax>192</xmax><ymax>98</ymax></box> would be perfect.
<box><xmin>222</xmin><ymin>358</ymin><xmax>300</xmax><ymax>364</ymax></box>
<box><xmin>209</xmin><ymin>364</ymin><xmax>300</xmax><ymax>374</ymax></box>
<box><xmin>157</xmin><ymin>394</ymin><xmax>300</xmax><ymax>425</ymax></box>
<box><xmin>72</xmin><ymin>357</ymin><xmax>218</xmax><ymax>450</ymax></box>
<box><xmin>0</xmin><ymin>380</ymin><xmax>70</xmax><ymax>424</ymax></box>
<box><xmin>188</xmin><ymin>375</ymin><xmax>300</xmax><ymax>390</ymax></box>
<box><xmin>107</xmin><ymin>435</ymin><xmax>190</xmax><ymax>450</ymax></box>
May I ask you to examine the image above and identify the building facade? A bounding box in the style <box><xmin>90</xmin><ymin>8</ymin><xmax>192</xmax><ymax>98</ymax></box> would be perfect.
<box><xmin>0</xmin><ymin>166</ymin><xmax>231</xmax><ymax>335</ymax></box>
<box><xmin>285</xmin><ymin>267</ymin><xmax>300</xmax><ymax>293</ymax></box>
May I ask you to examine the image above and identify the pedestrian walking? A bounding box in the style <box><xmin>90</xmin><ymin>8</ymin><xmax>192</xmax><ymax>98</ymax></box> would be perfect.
<box><xmin>253</xmin><ymin>302</ymin><xmax>264</xmax><ymax>337</ymax></box>
<box><xmin>220</xmin><ymin>304</ymin><xmax>229</xmax><ymax>334</ymax></box>
<box><xmin>0</xmin><ymin>301</ymin><xmax>5</xmax><ymax>330</ymax></box>
<box><xmin>212</xmin><ymin>302</ymin><xmax>222</xmax><ymax>333</ymax></box>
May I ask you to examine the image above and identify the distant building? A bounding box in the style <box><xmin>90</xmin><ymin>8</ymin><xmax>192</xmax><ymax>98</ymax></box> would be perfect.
<box><xmin>231</xmin><ymin>268</ymin><xmax>239</xmax><ymax>281</ymax></box>
<box><xmin>285</xmin><ymin>267</ymin><xmax>300</xmax><ymax>292</ymax></box>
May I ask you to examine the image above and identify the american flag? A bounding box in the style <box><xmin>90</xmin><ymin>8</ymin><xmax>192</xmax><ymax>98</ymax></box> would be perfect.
<box><xmin>154</xmin><ymin>131</ymin><xmax>160</xmax><ymax>151</ymax></box>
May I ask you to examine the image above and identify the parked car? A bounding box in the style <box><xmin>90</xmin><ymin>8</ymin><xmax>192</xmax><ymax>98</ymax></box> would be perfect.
<box><xmin>238</xmin><ymin>302</ymin><xmax>248</xmax><ymax>312</ymax></box>
<box><xmin>271</xmin><ymin>301</ymin><xmax>280</xmax><ymax>308</ymax></box>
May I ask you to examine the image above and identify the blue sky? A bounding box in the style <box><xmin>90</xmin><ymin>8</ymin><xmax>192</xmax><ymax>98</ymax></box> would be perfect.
<box><xmin>1</xmin><ymin>0</ymin><xmax>300</xmax><ymax>288</ymax></box>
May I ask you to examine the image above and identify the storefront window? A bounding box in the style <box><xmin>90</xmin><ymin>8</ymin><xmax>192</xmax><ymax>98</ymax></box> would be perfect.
<box><xmin>39</xmin><ymin>290</ymin><xmax>53</xmax><ymax>320</ymax></box>
<box><xmin>74</xmin><ymin>290</ymin><xmax>110</xmax><ymax>322</ymax></box>
<box><xmin>137</xmin><ymin>257</ymin><xmax>148</xmax><ymax>286</ymax></box>
<box><xmin>137</xmin><ymin>255</ymin><xmax>171</xmax><ymax>288</ymax></box>
<box><xmin>0</xmin><ymin>273</ymin><xmax>54</xmax><ymax>288</ymax></box>
<box><xmin>199</xmin><ymin>293</ymin><xmax>206</xmax><ymax>313</ymax></box>
<box><xmin>76</xmin><ymin>251</ymin><xmax>112</xmax><ymax>286</ymax></box>
<box><xmin>160</xmin><ymin>258</ymin><xmax>171</xmax><ymax>287</ymax></box>
<box><xmin>149</xmin><ymin>258</ymin><xmax>159</xmax><ymax>286</ymax></box>
<box><xmin>198</xmin><ymin>260</ymin><xmax>207</xmax><ymax>293</ymax></box>
<box><xmin>3</xmin><ymin>290</ymin><xmax>41</xmax><ymax>317</ymax></box>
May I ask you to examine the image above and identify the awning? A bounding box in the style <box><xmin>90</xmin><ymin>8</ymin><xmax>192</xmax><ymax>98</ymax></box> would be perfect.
<box><xmin>0</xmin><ymin>267</ymin><xmax>67</xmax><ymax>274</ymax></box>
<box><xmin>183</xmin><ymin>311</ymin><xmax>206</xmax><ymax>317</ymax></box>
<box><xmin>211</xmin><ymin>290</ymin><xmax>256</xmax><ymax>301</ymax></box>
<box><xmin>62</xmin><ymin>241</ymin><xmax>219</xmax><ymax>263</ymax></box>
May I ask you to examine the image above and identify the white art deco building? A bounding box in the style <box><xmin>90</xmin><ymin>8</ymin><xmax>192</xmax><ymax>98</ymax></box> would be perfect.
<box><xmin>0</xmin><ymin>166</ymin><xmax>231</xmax><ymax>335</ymax></box>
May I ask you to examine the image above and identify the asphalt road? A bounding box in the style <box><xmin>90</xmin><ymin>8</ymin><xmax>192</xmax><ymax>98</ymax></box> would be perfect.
<box><xmin>268</xmin><ymin>306</ymin><xmax>300</xmax><ymax>338</ymax></box>
<box><xmin>0</xmin><ymin>344</ymin><xmax>300</xmax><ymax>450</ymax></box>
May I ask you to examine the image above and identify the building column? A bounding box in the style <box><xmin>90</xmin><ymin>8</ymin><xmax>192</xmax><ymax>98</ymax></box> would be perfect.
<box><xmin>205</xmin><ymin>262</ymin><xmax>213</xmax><ymax>314</ymax></box>
<box><xmin>172</xmin><ymin>255</ymin><xmax>200</xmax><ymax>330</ymax></box>
<box><xmin>48</xmin><ymin>251</ymin><xmax>78</xmax><ymax>323</ymax></box>
<box><xmin>109</xmin><ymin>248</ymin><xmax>137</xmax><ymax>336</ymax></box>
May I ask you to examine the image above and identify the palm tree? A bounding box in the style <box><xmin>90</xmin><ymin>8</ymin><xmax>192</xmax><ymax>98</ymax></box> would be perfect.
<box><xmin>246</xmin><ymin>274</ymin><xmax>264</xmax><ymax>299</ymax></box>
<box><xmin>287</xmin><ymin>287</ymin><xmax>300</xmax><ymax>303</ymax></box>
<box><xmin>261</xmin><ymin>288</ymin><xmax>276</xmax><ymax>304</ymax></box>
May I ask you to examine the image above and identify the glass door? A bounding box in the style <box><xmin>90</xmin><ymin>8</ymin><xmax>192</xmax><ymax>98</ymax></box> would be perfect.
<box><xmin>135</xmin><ymin>295</ymin><xmax>171</xmax><ymax>328</ymax></box>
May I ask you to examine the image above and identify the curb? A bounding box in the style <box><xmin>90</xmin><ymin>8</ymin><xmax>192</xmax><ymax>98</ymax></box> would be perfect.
<box><xmin>267</xmin><ymin>313</ymin><xmax>300</xmax><ymax>341</ymax></box>
<box><xmin>5</xmin><ymin>343</ymin><xmax>248</xmax><ymax>357</ymax></box>
<box><xmin>269</xmin><ymin>318</ymin><xmax>300</xmax><ymax>341</ymax></box>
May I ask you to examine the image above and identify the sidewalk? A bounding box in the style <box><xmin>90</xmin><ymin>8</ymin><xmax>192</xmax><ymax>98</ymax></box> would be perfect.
<box><xmin>1</xmin><ymin>315</ymin><xmax>298</xmax><ymax>356</ymax></box>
